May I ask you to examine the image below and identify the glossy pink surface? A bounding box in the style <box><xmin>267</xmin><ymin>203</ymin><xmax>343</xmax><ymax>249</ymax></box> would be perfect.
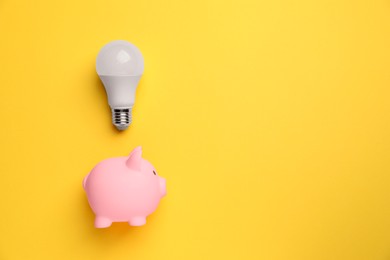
<box><xmin>83</xmin><ymin>147</ymin><xmax>166</xmax><ymax>228</ymax></box>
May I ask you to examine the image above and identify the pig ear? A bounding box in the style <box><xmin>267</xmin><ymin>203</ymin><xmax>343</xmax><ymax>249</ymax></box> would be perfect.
<box><xmin>126</xmin><ymin>146</ymin><xmax>142</xmax><ymax>171</ymax></box>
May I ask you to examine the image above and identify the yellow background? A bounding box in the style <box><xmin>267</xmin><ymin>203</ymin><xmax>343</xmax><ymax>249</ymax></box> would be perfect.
<box><xmin>1</xmin><ymin>0</ymin><xmax>390</xmax><ymax>259</ymax></box>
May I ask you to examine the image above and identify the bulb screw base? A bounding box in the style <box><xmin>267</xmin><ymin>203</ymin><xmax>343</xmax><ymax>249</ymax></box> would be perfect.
<box><xmin>111</xmin><ymin>108</ymin><xmax>132</xmax><ymax>131</ymax></box>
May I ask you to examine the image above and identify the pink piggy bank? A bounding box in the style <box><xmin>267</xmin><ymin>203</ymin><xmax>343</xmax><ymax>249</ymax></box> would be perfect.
<box><xmin>83</xmin><ymin>146</ymin><xmax>166</xmax><ymax>228</ymax></box>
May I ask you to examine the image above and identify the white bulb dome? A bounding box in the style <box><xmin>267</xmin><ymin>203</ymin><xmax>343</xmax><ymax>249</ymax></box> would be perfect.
<box><xmin>96</xmin><ymin>40</ymin><xmax>144</xmax><ymax>76</ymax></box>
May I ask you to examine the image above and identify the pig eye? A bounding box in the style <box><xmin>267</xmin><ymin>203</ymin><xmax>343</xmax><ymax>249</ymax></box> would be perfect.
<box><xmin>153</xmin><ymin>170</ymin><xmax>157</xmax><ymax>175</ymax></box>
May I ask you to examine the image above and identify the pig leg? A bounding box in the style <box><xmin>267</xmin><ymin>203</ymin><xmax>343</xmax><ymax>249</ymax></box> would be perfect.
<box><xmin>129</xmin><ymin>217</ymin><xmax>146</xmax><ymax>226</ymax></box>
<box><xmin>95</xmin><ymin>216</ymin><xmax>112</xmax><ymax>228</ymax></box>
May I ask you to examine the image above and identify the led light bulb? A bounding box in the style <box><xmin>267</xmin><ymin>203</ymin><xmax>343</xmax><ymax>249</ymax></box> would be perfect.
<box><xmin>96</xmin><ymin>40</ymin><xmax>144</xmax><ymax>130</ymax></box>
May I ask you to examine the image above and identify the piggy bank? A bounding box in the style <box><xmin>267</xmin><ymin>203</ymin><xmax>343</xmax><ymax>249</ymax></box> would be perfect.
<box><xmin>83</xmin><ymin>146</ymin><xmax>166</xmax><ymax>228</ymax></box>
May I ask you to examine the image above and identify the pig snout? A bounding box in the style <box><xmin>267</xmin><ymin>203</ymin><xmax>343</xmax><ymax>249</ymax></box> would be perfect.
<box><xmin>159</xmin><ymin>177</ymin><xmax>167</xmax><ymax>197</ymax></box>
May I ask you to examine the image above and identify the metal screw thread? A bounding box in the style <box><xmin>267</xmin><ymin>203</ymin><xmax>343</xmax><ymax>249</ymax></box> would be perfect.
<box><xmin>111</xmin><ymin>108</ymin><xmax>132</xmax><ymax>131</ymax></box>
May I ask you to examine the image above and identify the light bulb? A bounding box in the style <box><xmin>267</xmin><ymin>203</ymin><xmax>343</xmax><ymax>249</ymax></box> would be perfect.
<box><xmin>96</xmin><ymin>40</ymin><xmax>144</xmax><ymax>130</ymax></box>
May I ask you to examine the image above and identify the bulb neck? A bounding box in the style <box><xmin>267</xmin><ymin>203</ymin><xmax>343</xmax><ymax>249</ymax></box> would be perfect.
<box><xmin>111</xmin><ymin>107</ymin><xmax>132</xmax><ymax>131</ymax></box>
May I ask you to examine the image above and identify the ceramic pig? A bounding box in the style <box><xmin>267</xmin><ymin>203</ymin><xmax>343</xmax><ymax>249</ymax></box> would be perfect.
<box><xmin>83</xmin><ymin>146</ymin><xmax>166</xmax><ymax>228</ymax></box>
